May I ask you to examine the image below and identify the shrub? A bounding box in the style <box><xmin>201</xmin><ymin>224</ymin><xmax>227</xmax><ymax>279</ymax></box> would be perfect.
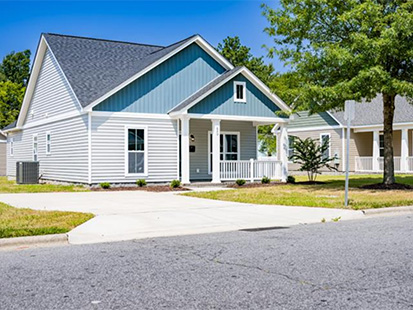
<box><xmin>235</xmin><ymin>179</ymin><xmax>246</xmax><ymax>186</ymax></box>
<box><xmin>100</xmin><ymin>182</ymin><xmax>111</xmax><ymax>189</ymax></box>
<box><xmin>287</xmin><ymin>175</ymin><xmax>296</xmax><ymax>184</ymax></box>
<box><xmin>136</xmin><ymin>179</ymin><xmax>147</xmax><ymax>187</ymax></box>
<box><xmin>170</xmin><ymin>179</ymin><xmax>181</xmax><ymax>188</ymax></box>
<box><xmin>261</xmin><ymin>176</ymin><xmax>271</xmax><ymax>184</ymax></box>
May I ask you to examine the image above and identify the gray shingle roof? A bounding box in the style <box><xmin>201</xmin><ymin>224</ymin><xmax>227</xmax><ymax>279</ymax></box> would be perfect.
<box><xmin>331</xmin><ymin>95</ymin><xmax>413</xmax><ymax>126</ymax></box>
<box><xmin>2</xmin><ymin>121</ymin><xmax>16</xmax><ymax>131</ymax></box>
<box><xmin>169</xmin><ymin>67</ymin><xmax>243</xmax><ymax>113</ymax></box>
<box><xmin>43</xmin><ymin>33</ymin><xmax>198</xmax><ymax>107</ymax></box>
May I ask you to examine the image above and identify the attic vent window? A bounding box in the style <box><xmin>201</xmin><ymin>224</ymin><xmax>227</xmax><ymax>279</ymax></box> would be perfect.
<box><xmin>234</xmin><ymin>81</ymin><xmax>246</xmax><ymax>102</ymax></box>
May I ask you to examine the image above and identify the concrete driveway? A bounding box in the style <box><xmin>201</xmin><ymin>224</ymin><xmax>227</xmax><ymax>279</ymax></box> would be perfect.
<box><xmin>0</xmin><ymin>190</ymin><xmax>364</xmax><ymax>244</ymax></box>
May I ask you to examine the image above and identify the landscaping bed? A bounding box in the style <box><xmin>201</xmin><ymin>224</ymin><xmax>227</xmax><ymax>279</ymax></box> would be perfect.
<box><xmin>226</xmin><ymin>182</ymin><xmax>285</xmax><ymax>189</ymax></box>
<box><xmin>0</xmin><ymin>202</ymin><xmax>94</xmax><ymax>239</ymax></box>
<box><xmin>92</xmin><ymin>185</ymin><xmax>190</xmax><ymax>192</ymax></box>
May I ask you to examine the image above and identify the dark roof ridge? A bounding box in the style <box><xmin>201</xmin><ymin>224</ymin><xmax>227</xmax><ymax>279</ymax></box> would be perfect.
<box><xmin>42</xmin><ymin>33</ymin><xmax>165</xmax><ymax>48</ymax></box>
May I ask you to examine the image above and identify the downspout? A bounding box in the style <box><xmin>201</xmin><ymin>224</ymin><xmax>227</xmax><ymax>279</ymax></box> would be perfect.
<box><xmin>88</xmin><ymin>111</ymin><xmax>92</xmax><ymax>185</ymax></box>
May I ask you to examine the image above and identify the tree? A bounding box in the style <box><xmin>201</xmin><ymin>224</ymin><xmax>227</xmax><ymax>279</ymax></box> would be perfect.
<box><xmin>262</xmin><ymin>1</ymin><xmax>413</xmax><ymax>186</ymax></box>
<box><xmin>258</xmin><ymin>126</ymin><xmax>277</xmax><ymax>156</ymax></box>
<box><xmin>290</xmin><ymin>136</ymin><xmax>337</xmax><ymax>182</ymax></box>
<box><xmin>217</xmin><ymin>36</ymin><xmax>275</xmax><ymax>84</ymax></box>
<box><xmin>0</xmin><ymin>80</ymin><xmax>25</xmax><ymax>128</ymax></box>
<box><xmin>0</xmin><ymin>50</ymin><xmax>31</xmax><ymax>86</ymax></box>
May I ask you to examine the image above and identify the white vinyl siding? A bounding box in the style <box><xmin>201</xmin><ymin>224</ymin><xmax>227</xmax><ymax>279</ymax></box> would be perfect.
<box><xmin>0</xmin><ymin>142</ymin><xmax>6</xmax><ymax>176</ymax></box>
<box><xmin>7</xmin><ymin>114</ymin><xmax>89</xmax><ymax>183</ymax></box>
<box><xmin>24</xmin><ymin>48</ymin><xmax>80</xmax><ymax>125</ymax></box>
<box><xmin>33</xmin><ymin>134</ymin><xmax>38</xmax><ymax>161</ymax></box>
<box><xmin>91</xmin><ymin>115</ymin><xmax>178</xmax><ymax>183</ymax></box>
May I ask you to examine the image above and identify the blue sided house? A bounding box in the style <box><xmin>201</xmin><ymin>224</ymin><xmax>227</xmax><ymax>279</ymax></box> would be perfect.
<box><xmin>3</xmin><ymin>34</ymin><xmax>291</xmax><ymax>184</ymax></box>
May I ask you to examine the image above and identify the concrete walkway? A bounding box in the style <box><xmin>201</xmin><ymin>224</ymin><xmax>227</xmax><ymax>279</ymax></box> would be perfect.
<box><xmin>0</xmin><ymin>190</ymin><xmax>364</xmax><ymax>244</ymax></box>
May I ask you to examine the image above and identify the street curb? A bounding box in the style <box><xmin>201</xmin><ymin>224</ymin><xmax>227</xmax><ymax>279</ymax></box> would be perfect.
<box><xmin>362</xmin><ymin>206</ymin><xmax>413</xmax><ymax>216</ymax></box>
<box><xmin>0</xmin><ymin>234</ymin><xmax>68</xmax><ymax>248</ymax></box>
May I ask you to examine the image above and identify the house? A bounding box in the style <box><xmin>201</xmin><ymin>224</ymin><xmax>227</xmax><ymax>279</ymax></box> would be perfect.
<box><xmin>0</xmin><ymin>132</ymin><xmax>6</xmax><ymax>176</ymax></box>
<box><xmin>288</xmin><ymin>95</ymin><xmax>413</xmax><ymax>173</ymax></box>
<box><xmin>2</xmin><ymin>33</ymin><xmax>291</xmax><ymax>184</ymax></box>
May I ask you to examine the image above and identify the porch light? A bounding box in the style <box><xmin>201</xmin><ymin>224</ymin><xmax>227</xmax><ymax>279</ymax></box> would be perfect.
<box><xmin>190</xmin><ymin>134</ymin><xmax>195</xmax><ymax>142</ymax></box>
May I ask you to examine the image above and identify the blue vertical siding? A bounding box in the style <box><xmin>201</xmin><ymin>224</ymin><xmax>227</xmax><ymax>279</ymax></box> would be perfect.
<box><xmin>94</xmin><ymin>43</ymin><xmax>226</xmax><ymax>113</ymax></box>
<box><xmin>188</xmin><ymin>74</ymin><xmax>282</xmax><ymax>117</ymax></box>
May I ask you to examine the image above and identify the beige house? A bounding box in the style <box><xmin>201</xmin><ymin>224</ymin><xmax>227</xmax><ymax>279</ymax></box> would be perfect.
<box><xmin>0</xmin><ymin>132</ymin><xmax>6</xmax><ymax>176</ymax></box>
<box><xmin>288</xmin><ymin>95</ymin><xmax>413</xmax><ymax>173</ymax></box>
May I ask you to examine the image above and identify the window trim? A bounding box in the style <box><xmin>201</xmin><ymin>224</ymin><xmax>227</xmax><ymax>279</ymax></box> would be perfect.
<box><xmin>287</xmin><ymin>135</ymin><xmax>295</xmax><ymax>163</ymax></box>
<box><xmin>45</xmin><ymin>131</ymin><xmax>51</xmax><ymax>155</ymax></box>
<box><xmin>33</xmin><ymin>134</ymin><xmax>38</xmax><ymax>162</ymax></box>
<box><xmin>124</xmin><ymin>125</ymin><xmax>148</xmax><ymax>177</ymax></box>
<box><xmin>208</xmin><ymin>131</ymin><xmax>241</xmax><ymax>174</ymax></box>
<box><xmin>233</xmin><ymin>81</ymin><xmax>246</xmax><ymax>103</ymax></box>
<box><xmin>320</xmin><ymin>133</ymin><xmax>331</xmax><ymax>159</ymax></box>
<box><xmin>10</xmin><ymin>138</ymin><xmax>14</xmax><ymax>156</ymax></box>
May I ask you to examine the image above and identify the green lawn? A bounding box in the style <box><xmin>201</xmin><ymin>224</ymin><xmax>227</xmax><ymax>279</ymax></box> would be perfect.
<box><xmin>0</xmin><ymin>202</ymin><xmax>94</xmax><ymax>238</ymax></box>
<box><xmin>0</xmin><ymin>177</ymin><xmax>88</xmax><ymax>193</ymax></box>
<box><xmin>184</xmin><ymin>174</ymin><xmax>413</xmax><ymax>210</ymax></box>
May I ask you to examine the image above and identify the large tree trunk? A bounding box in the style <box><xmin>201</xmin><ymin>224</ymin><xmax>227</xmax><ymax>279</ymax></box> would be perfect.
<box><xmin>383</xmin><ymin>93</ymin><xmax>396</xmax><ymax>185</ymax></box>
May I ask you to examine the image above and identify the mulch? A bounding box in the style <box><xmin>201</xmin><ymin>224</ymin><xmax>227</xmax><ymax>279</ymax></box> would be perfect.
<box><xmin>226</xmin><ymin>182</ymin><xmax>286</xmax><ymax>189</ymax></box>
<box><xmin>360</xmin><ymin>183</ymin><xmax>413</xmax><ymax>190</ymax></box>
<box><xmin>292</xmin><ymin>181</ymin><xmax>326</xmax><ymax>185</ymax></box>
<box><xmin>91</xmin><ymin>186</ymin><xmax>191</xmax><ymax>192</ymax></box>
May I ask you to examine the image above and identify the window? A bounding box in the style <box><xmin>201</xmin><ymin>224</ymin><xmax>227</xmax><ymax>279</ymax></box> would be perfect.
<box><xmin>10</xmin><ymin>138</ymin><xmax>14</xmax><ymax>156</ymax></box>
<box><xmin>46</xmin><ymin>132</ymin><xmax>51</xmax><ymax>155</ymax></box>
<box><xmin>288</xmin><ymin>136</ymin><xmax>295</xmax><ymax>159</ymax></box>
<box><xmin>33</xmin><ymin>134</ymin><xmax>38</xmax><ymax>161</ymax></box>
<box><xmin>209</xmin><ymin>132</ymin><xmax>240</xmax><ymax>173</ymax></box>
<box><xmin>320</xmin><ymin>133</ymin><xmax>331</xmax><ymax>160</ymax></box>
<box><xmin>126</xmin><ymin>127</ymin><xmax>147</xmax><ymax>175</ymax></box>
<box><xmin>234</xmin><ymin>81</ymin><xmax>246</xmax><ymax>102</ymax></box>
<box><xmin>379</xmin><ymin>134</ymin><xmax>384</xmax><ymax>157</ymax></box>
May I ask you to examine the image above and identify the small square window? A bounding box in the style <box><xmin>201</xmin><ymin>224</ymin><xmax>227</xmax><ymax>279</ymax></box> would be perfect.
<box><xmin>234</xmin><ymin>82</ymin><xmax>246</xmax><ymax>102</ymax></box>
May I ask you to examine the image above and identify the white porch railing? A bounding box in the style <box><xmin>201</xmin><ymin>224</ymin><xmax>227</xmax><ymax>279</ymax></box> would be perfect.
<box><xmin>220</xmin><ymin>159</ymin><xmax>282</xmax><ymax>181</ymax></box>
<box><xmin>408</xmin><ymin>157</ymin><xmax>413</xmax><ymax>171</ymax></box>
<box><xmin>355</xmin><ymin>156</ymin><xmax>403</xmax><ymax>172</ymax></box>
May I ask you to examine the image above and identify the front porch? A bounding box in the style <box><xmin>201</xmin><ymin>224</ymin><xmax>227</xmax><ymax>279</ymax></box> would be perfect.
<box><xmin>178</xmin><ymin>116</ymin><xmax>289</xmax><ymax>184</ymax></box>
<box><xmin>354</xmin><ymin>128</ymin><xmax>413</xmax><ymax>173</ymax></box>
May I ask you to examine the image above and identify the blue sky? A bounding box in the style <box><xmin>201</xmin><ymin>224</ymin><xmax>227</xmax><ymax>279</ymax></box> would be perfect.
<box><xmin>0</xmin><ymin>1</ymin><xmax>287</xmax><ymax>72</ymax></box>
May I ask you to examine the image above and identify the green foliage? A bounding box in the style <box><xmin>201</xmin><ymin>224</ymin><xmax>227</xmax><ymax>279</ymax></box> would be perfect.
<box><xmin>258</xmin><ymin>125</ymin><xmax>277</xmax><ymax>156</ymax></box>
<box><xmin>287</xmin><ymin>175</ymin><xmax>296</xmax><ymax>184</ymax></box>
<box><xmin>261</xmin><ymin>176</ymin><xmax>271</xmax><ymax>184</ymax></box>
<box><xmin>331</xmin><ymin>217</ymin><xmax>341</xmax><ymax>222</ymax></box>
<box><xmin>100</xmin><ymin>182</ymin><xmax>111</xmax><ymax>189</ymax></box>
<box><xmin>289</xmin><ymin>136</ymin><xmax>337</xmax><ymax>182</ymax></box>
<box><xmin>235</xmin><ymin>179</ymin><xmax>246</xmax><ymax>186</ymax></box>
<box><xmin>217</xmin><ymin>36</ymin><xmax>275</xmax><ymax>85</ymax></box>
<box><xmin>170</xmin><ymin>179</ymin><xmax>181</xmax><ymax>188</ymax></box>
<box><xmin>136</xmin><ymin>179</ymin><xmax>147</xmax><ymax>187</ymax></box>
<box><xmin>321</xmin><ymin>218</ymin><xmax>326</xmax><ymax>223</ymax></box>
<box><xmin>0</xmin><ymin>81</ymin><xmax>25</xmax><ymax>128</ymax></box>
<box><xmin>0</xmin><ymin>50</ymin><xmax>31</xmax><ymax>86</ymax></box>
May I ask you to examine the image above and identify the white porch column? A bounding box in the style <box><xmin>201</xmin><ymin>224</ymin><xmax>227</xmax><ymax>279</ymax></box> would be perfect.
<box><xmin>279</xmin><ymin>124</ymin><xmax>288</xmax><ymax>182</ymax></box>
<box><xmin>372</xmin><ymin>130</ymin><xmax>380</xmax><ymax>172</ymax></box>
<box><xmin>401</xmin><ymin>128</ymin><xmax>408</xmax><ymax>172</ymax></box>
<box><xmin>180</xmin><ymin>116</ymin><xmax>190</xmax><ymax>184</ymax></box>
<box><xmin>211</xmin><ymin>119</ymin><xmax>221</xmax><ymax>183</ymax></box>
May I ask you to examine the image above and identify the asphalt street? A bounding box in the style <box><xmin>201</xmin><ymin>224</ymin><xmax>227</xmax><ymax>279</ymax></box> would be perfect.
<box><xmin>0</xmin><ymin>215</ymin><xmax>412</xmax><ymax>310</ymax></box>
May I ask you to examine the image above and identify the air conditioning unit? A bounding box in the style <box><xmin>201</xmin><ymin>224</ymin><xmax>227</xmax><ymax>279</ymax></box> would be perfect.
<box><xmin>16</xmin><ymin>161</ymin><xmax>39</xmax><ymax>184</ymax></box>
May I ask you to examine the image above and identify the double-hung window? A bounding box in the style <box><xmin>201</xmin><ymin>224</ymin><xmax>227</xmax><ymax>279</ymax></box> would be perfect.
<box><xmin>46</xmin><ymin>132</ymin><xmax>51</xmax><ymax>155</ymax></box>
<box><xmin>33</xmin><ymin>134</ymin><xmax>38</xmax><ymax>161</ymax></box>
<box><xmin>10</xmin><ymin>138</ymin><xmax>14</xmax><ymax>156</ymax></box>
<box><xmin>126</xmin><ymin>127</ymin><xmax>147</xmax><ymax>175</ymax></box>
<box><xmin>234</xmin><ymin>81</ymin><xmax>246</xmax><ymax>102</ymax></box>
<box><xmin>209</xmin><ymin>132</ymin><xmax>240</xmax><ymax>173</ymax></box>
<box><xmin>320</xmin><ymin>133</ymin><xmax>331</xmax><ymax>160</ymax></box>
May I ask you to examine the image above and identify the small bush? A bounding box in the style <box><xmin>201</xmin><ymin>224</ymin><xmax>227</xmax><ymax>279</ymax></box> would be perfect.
<box><xmin>136</xmin><ymin>179</ymin><xmax>147</xmax><ymax>187</ymax></box>
<box><xmin>100</xmin><ymin>182</ymin><xmax>111</xmax><ymax>189</ymax></box>
<box><xmin>261</xmin><ymin>176</ymin><xmax>271</xmax><ymax>184</ymax></box>
<box><xmin>170</xmin><ymin>179</ymin><xmax>181</xmax><ymax>188</ymax></box>
<box><xmin>287</xmin><ymin>175</ymin><xmax>296</xmax><ymax>184</ymax></box>
<box><xmin>235</xmin><ymin>179</ymin><xmax>246</xmax><ymax>186</ymax></box>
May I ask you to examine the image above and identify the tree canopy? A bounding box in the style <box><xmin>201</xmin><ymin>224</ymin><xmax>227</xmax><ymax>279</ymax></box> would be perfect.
<box><xmin>0</xmin><ymin>50</ymin><xmax>31</xmax><ymax>128</ymax></box>
<box><xmin>262</xmin><ymin>0</ymin><xmax>413</xmax><ymax>185</ymax></box>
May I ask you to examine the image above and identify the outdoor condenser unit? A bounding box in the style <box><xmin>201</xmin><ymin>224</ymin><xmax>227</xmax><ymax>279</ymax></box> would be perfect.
<box><xmin>16</xmin><ymin>161</ymin><xmax>39</xmax><ymax>184</ymax></box>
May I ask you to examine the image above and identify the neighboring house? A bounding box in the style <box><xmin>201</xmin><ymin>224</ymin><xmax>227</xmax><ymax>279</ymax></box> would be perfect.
<box><xmin>288</xmin><ymin>95</ymin><xmax>413</xmax><ymax>173</ymax></box>
<box><xmin>0</xmin><ymin>132</ymin><xmax>6</xmax><ymax>176</ymax></box>
<box><xmin>2</xmin><ymin>33</ymin><xmax>291</xmax><ymax>184</ymax></box>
